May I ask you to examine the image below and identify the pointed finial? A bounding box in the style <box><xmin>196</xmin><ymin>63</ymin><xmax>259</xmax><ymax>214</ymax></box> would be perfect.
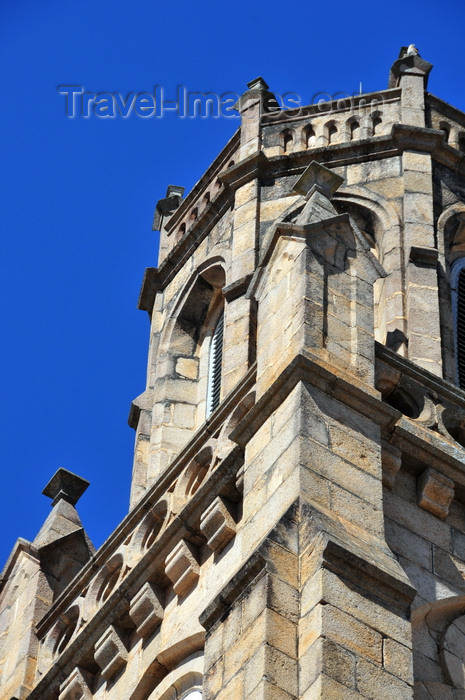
<box><xmin>292</xmin><ymin>161</ymin><xmax>344</xmax><ymax>199</ymax></box>
<box><xmin>42</xmin><ymin>468</ymin><xmax>89</xmax><ymax>507</ymax></box>
<box><xmin>246</xmin><ymin>76</ymin><xmax>269</xmax><ymax>91</ymax></box>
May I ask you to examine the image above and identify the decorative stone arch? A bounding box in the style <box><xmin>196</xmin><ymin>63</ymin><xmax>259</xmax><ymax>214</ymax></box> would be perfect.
<box><xmin>150</xmin><ymin>657</ymin><xmax>202</xmax><ymax>700</ymax></box>
<box><xmin>370</xmin><ymin>110</ymin><xmax>383</xmax><ymax>135</ymax></box>
<box><xmin>333</xmin><ymin>187</ymin><xmax>402</xmax><ymax>346</ymax></box>
<box><xmin>280</xmin><ymin>128</ymin><xmax>294</xmax><ymax>153</ymax></box>
<box><xmin>130</xmin><ymin>497</ymin><xmax>169</xmax><ymax>555</ymax></box>
<box><xmin>172</xmin><ymin>444</ymin><xmax>215</xmax><ymax>515</ymax></box>
<box><xmin>346</xmin><ymin>115</ymin><xmax>361</xmax><ymax>141</ymax></box>
<box><xmin>149</xmin><ymin>260</ymin><xmax>226</xmax><ymax>481</ymax></box>
<box><xmin>413</xmin><ymin>596</ymin><xmax>465</xmax><ymax>696</ymax></box>
<box><xmin>325</xmin><ymin>119</ymin><xmax>338</xmax><ymax>144</ymax></box>
<box><xmin>439</xmin><ymin>120</ymin><xmax>451</xmax><ymax>142</ymax></box>
<box><xmin>129</xmin><ymin>638</ymin><xmax>204</xmax><ymax>700</ymax></box>
<box><xmin>41</xmin><ymin>603</ymin><xmax>81</xmax><ymax>670</ymax></box>
<box><xmin>437</xmin><ymin>202</ymin><xmax>465</xmax><ymax>262</ymax></box>
<box><xmin>301</xmin><ymin>123</ymin><xmax>316</xmax><ymax>150</ymax></box>
<box><xmin>85</xmin><ymin>552</ymin><xmax>126</xmax><ymax>617</ymax></box>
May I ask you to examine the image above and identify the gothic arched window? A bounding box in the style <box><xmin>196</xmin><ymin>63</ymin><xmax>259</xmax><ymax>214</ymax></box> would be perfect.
<box><xmin>451</xmin><ymin>258</ymin><xmax>465</xmax><ymax>388</ymax></box>
<box><xmin>206</xmin><ymin>313</ymin><xmax>224</xmax><ymax>417</ymax></box>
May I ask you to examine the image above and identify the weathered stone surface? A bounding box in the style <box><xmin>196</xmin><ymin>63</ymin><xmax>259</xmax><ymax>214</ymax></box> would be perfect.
<box><xmin>417</xmin><ymin>467</ymin><xmax>455</xmax><ymax>519</ymax></box>
<box><xmin>9</xmin><ymin>50</ymin><xmax>465</xmax><ymax>700</ymax></box>
<box><xmin>200</xmin><ymin>497</ymin><xmax>236</xmax><ymax>553</ymax></box>
<box><xmin>165</xmin><ymin>539</ymin><xmax>200</xmax><ymax>597</ymax></box>
<box><xmin>129</xmin><ymin>581</ymin><xmax>164</xmax><ymax>638</ymax></box>
<box><xmin>59</xmin><ymin>667</ymin><xmax>94</xmax><ymax>700</ymax></box>
<box><xmin>94</xmin><ymin>625</ymin><xmax>128</xmax><ymax>681</ymax></box>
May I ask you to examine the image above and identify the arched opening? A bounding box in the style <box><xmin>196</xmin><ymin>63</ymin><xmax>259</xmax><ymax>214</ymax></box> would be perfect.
<box><xmin>440</xmin><ymin>210</ymin><xmax>465</xmax><ymax>384</ymax></box>
<box><xmin>372</xmin><ymin>113</ymin><xmax>382</xmax><ymax>135</ymax></box>
<box><xmin>327</xmin><ymin>122</ymin><xmax>337</xmax><ymax>144</ymax></box>
<box><xmin>177</xmin><ymin>222</ymin><xmax>186</xmax><ymax>242</ymax></box>
<box><xmin>350</xmin><ymin>120</ymin><xmax>360</xmax><ymax>140</ymax></box>
<box><xmin>302</xmin><ymin>124</ymin><xmax>315</xmax><ymax>149</ymax></box>
<box><xmin>151</xmin><ymin>263</ymin><xmax>226</xmax><ymax>472</ymax></box>
<box><xmin>440</xmin><ymin>121</ymin><xmax>451</xmax><ymax>143</ymax></box>
<box><xmin>130</xmin><ymin>645</ymin><xmax>203</xmax><ymax>700</ymax></box>
<box><xmin>281</xmin><ymin>129</ymin><xmax>293</xmax><ymax>153</ymax></box>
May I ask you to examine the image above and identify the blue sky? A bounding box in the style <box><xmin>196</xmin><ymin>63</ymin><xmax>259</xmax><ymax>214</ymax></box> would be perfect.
<box><xmin>1</xmin><ymin>0</ymin><xmax>464</xmax><ymax>567</ymax></box>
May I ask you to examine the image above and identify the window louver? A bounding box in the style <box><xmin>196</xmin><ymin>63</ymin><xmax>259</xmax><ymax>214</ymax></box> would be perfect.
<box><xmin>457</xmin><ymin>269</ymin><xmax>465</xmax><ymax>388</ymax></box>
<box><xmin>206</xmin><ymin>314</ymin><xmax>224</xmax><ymax>417</ymax></box>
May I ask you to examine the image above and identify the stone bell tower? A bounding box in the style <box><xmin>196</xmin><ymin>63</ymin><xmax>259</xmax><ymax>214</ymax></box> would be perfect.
<box><xmin>4</xmin><ymin>47</ymin><xmax>465</xmax><ymax>699</ymax></box>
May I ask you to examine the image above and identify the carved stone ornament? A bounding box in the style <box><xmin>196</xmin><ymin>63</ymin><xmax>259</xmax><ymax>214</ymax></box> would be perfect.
<box><xmin>129</xmin><ymin>581</ymin><xmax>164</xmax><ymax>638</ymax></box>
<box><xmin>58</xmin><ymin>667</ymin><xmax>93</xmax><ymax>700</ymax></box>
<box><xmin>165</xmin><ymin>539</ymin><xmax>200</xmax><ymax>596</ymax></box>
<box><xmin>94</xmin><ymin>625</ymin><xmax>128</xmax><ymax>681</ymax></box>
<box><xmin>200</xmin><ymin>496</ymin><xmax>236</xmax><ymax>552</ymax></box>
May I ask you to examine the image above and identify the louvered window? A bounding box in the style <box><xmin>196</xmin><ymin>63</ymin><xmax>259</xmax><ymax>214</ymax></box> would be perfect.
<box><xmin>206</xmin><ymin>313</ymin><xmax>224</xmax><ymax>417</ymax></box>
<box><xmin>451</xmin><ymin>259</ymin><xmax>465</xmax><ymax>388</ymax></box>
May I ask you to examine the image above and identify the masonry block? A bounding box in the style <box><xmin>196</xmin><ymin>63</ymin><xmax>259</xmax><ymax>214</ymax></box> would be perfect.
<box><xmin>94</xmin><ymin>625</ymin><xmax>128</xmax><ymax>681</ymax></box>
<box><xmin>58</xmin><ymin>667</ymin><xmax>94</xmax><ymax>700</ymax></box>
<box><xmin>129</xmin><ymin>581</ymin><xmax>164</xmax><ymax>638</ymax></box>
<box><xmin>417</xmin><ymin>467</ymin><xmax>454</xmax><ymax>519</ymax></box>
<box><xmin>200</xmin><ymin>497</ymin><xmax>237</xmax><ymax>553</ymax></box>
<box><xmin>165</xmin><ymin>539</ymin><xmax>200</xmax><ymax>596</ymax></box>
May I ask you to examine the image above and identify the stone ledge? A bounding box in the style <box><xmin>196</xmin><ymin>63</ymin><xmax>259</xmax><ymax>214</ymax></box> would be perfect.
<box><xmin>137</xmin><ymin>267</ymin><xmax>161</xmax><ymax>313</ymax></box>
<box><xmin>223</xmin><ymin>274</ymin><xmax>253</xmax><ymax>302</ymax></box>
<box><xmin>199</xmin><ymin>551</ymin><xmax>266</xmax><ymax>633</ymax></box>
<box><xmin>230</xmin><ymin>350</ymin><xmax>386</xmax><ymax>450</ymax></box>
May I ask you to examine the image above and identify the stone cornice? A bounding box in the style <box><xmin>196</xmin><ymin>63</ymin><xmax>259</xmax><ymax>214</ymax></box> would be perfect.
<box><xmin>427</xmin><ymin>93</ymin><xmax>465</xmax><ymax>129</ymax></box>
<box><xmin>260</xmin><ymin>88</ymin><xmax>402</xmax><ymax>126</ymax></box>
<box><xmin>30</xmin><ymin>444</ymin><xmax>241</xmax><ymax>698</ymax></box>
<box><xmin>375</xmin><ymin>342</ymin><xmax>465</xmax><ymax>410</ymax></box>
<box><xmin>165</xmin><ymin>129</ymin><xmax>240</xmax><ymax>233</ymax></box>
<box><xmin>376</xmin><ymin>343</ymin><xmax>465</xmax><ymax>494</ymax></box>
<box><xmin>139</xmin><ymin>124</ymin><xmax>465</xmax><ymax>314</ymax></box>
<box><xmin>0</xmin><ymin>538</ymin><xmax>39</xmax><ymax>593</ymax></box>
<box><xmin>230</xmin><ymin>350</ymin><xmax>390</xmax><ymax>450</ymax></box>
<box><xmin>35</xmin><ymin>364</ymin><xmax>256</xmax><ymax>640</ymax></box>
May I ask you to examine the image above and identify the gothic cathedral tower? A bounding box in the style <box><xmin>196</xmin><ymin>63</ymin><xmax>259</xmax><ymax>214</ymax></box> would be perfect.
<box><xmin>3</xmin><ymin>48</ymin><xmax>465</xmax><ymax>699</ymax></box>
